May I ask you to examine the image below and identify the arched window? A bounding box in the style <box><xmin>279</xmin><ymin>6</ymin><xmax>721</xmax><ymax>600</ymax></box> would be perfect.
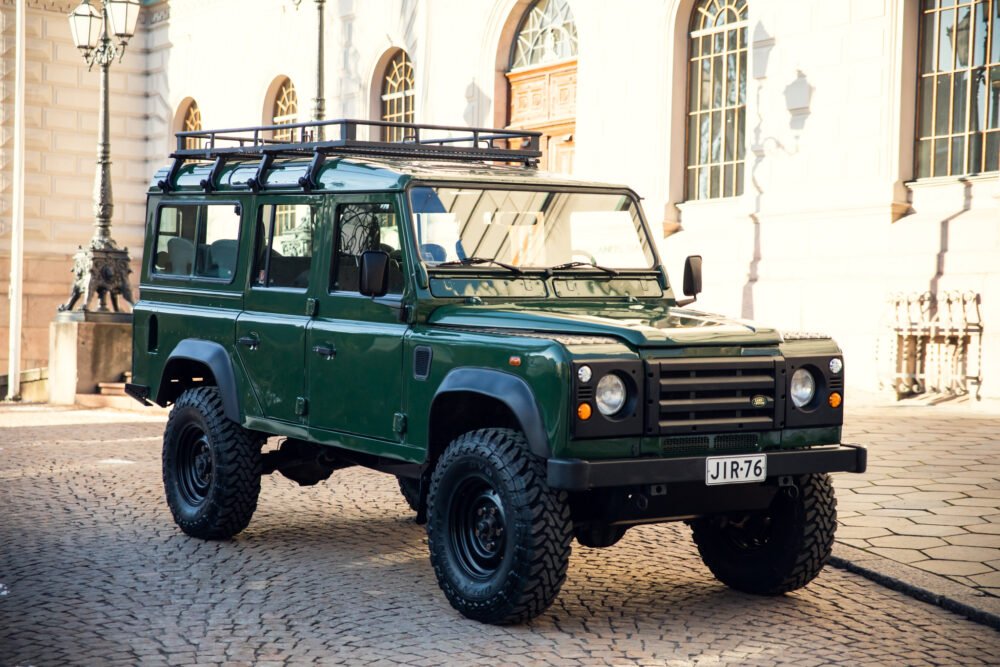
<box><xmin>686</xmin><ymin>0</ymin><xmax>748</xmax><ymax>200</ymax></box>
<box><xmin>381</xmin><ymin>50</ymin><xmax>415</xmax><ymax>141</ymax></box>
<box><xmin>504</xmin><ymin>0</ymin><xmax>578</xmax><ymax>173</ymax></box>
<box><xmin>271</xmin><ymin>78</ymin><xmax>298</xmax><ymax>143</ymax></box>
<box><xmin>181</xmin><ymin>100</ymin><xmax>202</xmax><ymax>150</ymax></box>
<box><xmin>270</xmin><ymin>78</ymin><xmax>299</xmax><ymax>234</ymax></box>
<box><xmin>510</xmin><ymin>0</ymin><xmax>578</xmax><ymax>70</ymax></box>
<box><xmin>916</xmin><ymin>0</ymin><xmax>1000</xmax><ymax>178</ymax></box>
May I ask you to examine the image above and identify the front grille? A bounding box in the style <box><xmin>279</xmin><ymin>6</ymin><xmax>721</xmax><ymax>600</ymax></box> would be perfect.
<box><xmin>662</xmin><ymin>433</ymin><xmax>760</xmax><ymax>456</ymax></box>
<box><xmin>648</xmin><ymin>357</ymin><xmax>778</xmax><ymax>435</ymax></box>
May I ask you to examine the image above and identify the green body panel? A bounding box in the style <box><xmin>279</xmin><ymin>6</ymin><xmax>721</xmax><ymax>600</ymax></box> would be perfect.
<box><xmin>135</xmin><ymin>154</ymin><xmax>847</xmax><ymax>475</ymax></box>
<box><xmin>426</xmin><ymin>302</ymin><xmax>783</xmax><ymax>348</ymax></box>
<box><xmin>306</xmin><ymin>193</ymin><xmax>409</xmax><ymax>443</ymax></box>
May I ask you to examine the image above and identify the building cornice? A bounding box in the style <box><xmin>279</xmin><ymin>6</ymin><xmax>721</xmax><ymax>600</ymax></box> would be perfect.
<box><xmin>1</xmin><ymin>0</ymin><xmax>169</xmax><ymax>25</ymax></box>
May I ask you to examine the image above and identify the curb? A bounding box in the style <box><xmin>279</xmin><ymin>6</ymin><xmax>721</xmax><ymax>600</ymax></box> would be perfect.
<box><xmin>829</xmin><ymin>543</ymin><xmax>1000</xmax><ymax>631</ymax></box>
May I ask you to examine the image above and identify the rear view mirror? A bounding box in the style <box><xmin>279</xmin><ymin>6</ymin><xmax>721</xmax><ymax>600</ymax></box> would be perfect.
<box><xmin>677</xmin><ymin>255</ymin><xmax>703</xmax><ymax>307</ymax></box>
<box><xmin>359</xmin><ymin>250</ymin><xmax>389</xmax><ymax>297</ymax></box>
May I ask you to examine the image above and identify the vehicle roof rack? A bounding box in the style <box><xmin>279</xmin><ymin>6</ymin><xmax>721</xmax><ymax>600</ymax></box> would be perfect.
<box><xmin>173</xmin><ymin>118</ymin><xmax>542</xmax><ymax>167</ymax></box>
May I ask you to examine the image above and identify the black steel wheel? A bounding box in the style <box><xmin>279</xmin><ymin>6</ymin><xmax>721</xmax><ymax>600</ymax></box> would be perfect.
<box><xmin>690</xmin><ymin>473</ymin><xmax>837</xmax><ymax>595</ymax></box>
<box><xmin>426</xmin><ymin>428</ymin><xmax>572</xmax><ymax>625</ymax></box>
<box><xmin>162</xmin><ymin>387</ymin><xmax>263</xmax><ymax>540</ymax></box>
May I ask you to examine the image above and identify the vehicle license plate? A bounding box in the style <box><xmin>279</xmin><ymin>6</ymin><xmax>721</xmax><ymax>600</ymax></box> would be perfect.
<box><xmin>705</xmin><ymin>454</ymin><xmax>766</xmax><ymax>486</ymax></box>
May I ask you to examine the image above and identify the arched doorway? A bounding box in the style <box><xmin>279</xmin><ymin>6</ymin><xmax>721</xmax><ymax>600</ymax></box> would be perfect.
<box><xmin>503</xmin><ymin>0</ymin><xmax>578</xmax><ymax>173</ymax></box>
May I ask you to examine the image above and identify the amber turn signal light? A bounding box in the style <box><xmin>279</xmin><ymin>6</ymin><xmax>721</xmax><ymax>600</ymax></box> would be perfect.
<box><xmin>828</xmin><ymin>392</ymin><xmax>842</xmax><ymax>408</ymax></box>
<box><xmin>577</xmin><ymin>403</ymin><xmax>592</xmax><ymax>420</ymax></box>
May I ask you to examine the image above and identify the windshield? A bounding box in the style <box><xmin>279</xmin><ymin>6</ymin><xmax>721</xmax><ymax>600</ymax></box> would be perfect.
<box><xmin>409</xmin><ymin>186</ymin><xmax>656</xmax><ymax>270</ymax></box>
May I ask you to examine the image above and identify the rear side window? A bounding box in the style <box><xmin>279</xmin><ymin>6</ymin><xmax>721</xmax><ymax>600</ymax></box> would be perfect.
<box><xmin>152</xmin><ymin>203</ymin><xmax>241</xmax><ymax>281</ymax></box>
<box><xmin>252</xmin><ymin>203</ymin><xmax>317</xmax><ymax>289</ymax></box>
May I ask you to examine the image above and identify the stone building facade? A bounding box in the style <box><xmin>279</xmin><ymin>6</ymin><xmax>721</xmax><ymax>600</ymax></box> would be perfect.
<box><xmin>2</xmin><ymin>0</ymin><xmax>998</xmax><ymax>399</ymax></box>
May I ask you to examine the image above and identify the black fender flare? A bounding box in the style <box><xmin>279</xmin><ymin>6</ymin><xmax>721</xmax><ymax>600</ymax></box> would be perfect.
<box><xmin>158</xmin><ymin>339</ymin><xmax>241</xmax><ymax>422</ymax></box>
<box><xmin>432</xmin><ymin>368</ymin><xmax>550</xmax><ymax>458</ymax></box>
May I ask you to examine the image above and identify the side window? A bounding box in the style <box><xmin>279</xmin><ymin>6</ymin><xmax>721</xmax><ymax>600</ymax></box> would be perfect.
<box><xmin>152</xmin><ymin>203</ymin><xmax>240</xmax><ymax>280</ymax></box>
<box><xmin>332</xmin><ymin>202</ymin><xmax>403</xmax><ymax>294</ymax></box>
<box><xmin>252</xmin><ymin>202</ymin><xmax>316</xmax><ymax>289</ymax></box>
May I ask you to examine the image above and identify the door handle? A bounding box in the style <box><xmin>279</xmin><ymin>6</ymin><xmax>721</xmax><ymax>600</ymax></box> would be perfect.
<box><xmin>312</xmin><ymin>344</ymin><xmax>336</xmax><ymax>359</ymax></box>
<box><xmin>238</xmin><ymin>334</ymin><xmax>260</xmax><ymax>350</ymax></box>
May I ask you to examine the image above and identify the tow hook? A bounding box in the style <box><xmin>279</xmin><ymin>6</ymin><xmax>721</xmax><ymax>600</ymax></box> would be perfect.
<box><xmin>779</xmin><ymin>475</ymin><xmax>799</xmax><ymax>498</ymax></box>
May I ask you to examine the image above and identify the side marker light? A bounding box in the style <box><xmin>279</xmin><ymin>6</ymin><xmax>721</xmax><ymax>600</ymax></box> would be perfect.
<box><xmin>577</xmin><ymin>403</ymin><xmax>592</xmax><ymax>420</ymax></box>
<box><xmin>828</xmin><ymin>392</ymin><xmax>842</xmax><ymax>408</ymax></box>
<box><xmin>508</xmin><ymin>356</ymin><xmax>522</xmax><ymax>367</ymax></box>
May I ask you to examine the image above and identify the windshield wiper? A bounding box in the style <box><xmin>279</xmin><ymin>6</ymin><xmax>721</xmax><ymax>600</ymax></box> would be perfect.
<box><xmin>434</xmin><ymin>256</ymin><xmax>523</xmax><ymax>274</ymax></box>
<box><xmin>547</xmin><ymin>261</ymin><xmax>619</xmax><ymax>277</ymax></box>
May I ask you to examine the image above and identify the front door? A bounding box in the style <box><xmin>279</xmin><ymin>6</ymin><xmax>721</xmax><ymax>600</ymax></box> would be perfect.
<box><xmin>235</xmin><ymin>197</ymin><xmax>324</xmax><ymax>424</ymax></box>
<box><xmin>307</xmin><ymin>196</ymin><xmax>408</xmax><ymax>441</ymax></box>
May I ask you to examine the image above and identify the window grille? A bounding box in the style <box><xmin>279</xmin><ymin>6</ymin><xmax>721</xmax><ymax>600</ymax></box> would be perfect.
<box><xmin>685</xmin><ymin>0</ymin><xmax>748</xmax><ymax>200</ymax></box>
<box><xmin>272</xmin><ymin>78</ymin><xmax>299</xmax><ymax>143</ymax></box>
<box><xmin>510</xmin><ymin>0</ymin><xmax>578</xmax><ymax>70</ymax></box>
<box><xmin>381</xmin><ymin>51</ymin><xmax>415</xmax><ymax>142</ymax></box>
<box><xmin>271</xmin><ymin>79</ymin><xmax>299</xmax><ymax>234</ymax></box>
<box><xmin>916</xmin><ymin>0</ymin><xmax>1000</xmax><ymax>178</ymax></box>
<box><xmin>182</xmin><ymin>101</ymin><xmax>202</xmax><ymax>150</ymax></box>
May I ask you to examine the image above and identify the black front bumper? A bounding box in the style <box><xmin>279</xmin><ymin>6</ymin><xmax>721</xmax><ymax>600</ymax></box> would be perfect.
<box><xmin>547</xmin><ymin>444</ymin><xmax>867</xmax><ymax>491</ymax></box>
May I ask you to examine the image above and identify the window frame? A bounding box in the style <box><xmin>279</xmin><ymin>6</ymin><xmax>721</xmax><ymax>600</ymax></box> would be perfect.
<box><xmin>508</xmin><ymin>0</ymin><xmax>579</xmax><ymax>72</ymax></box>
<box><xmin>251</xmin><ymin>197</ymin><xmax>320</xmax><ymax>292</ymax></box>
<box><xmin>330</xmin><ymin>198</ymin><xmax>406</xmax><ymax>297</ymax></box>
<box><xmin>380</xmin><ymin>50</ymin><xmax>415</xmax><ymax>141</ymax></box>
<box><xmin>914</xmin><ymin>0</ymin><xmax>1000</xmax><ymax>180</ymax></box>
<box><xmin>149</xmin><ymin>200</ymin><xmax>243</xmax><ymax>285</ymax></box>
<box><xmin>683</xmin><ymin>0</ymin><xmax>749</xmax><ymax>202</ymax></box>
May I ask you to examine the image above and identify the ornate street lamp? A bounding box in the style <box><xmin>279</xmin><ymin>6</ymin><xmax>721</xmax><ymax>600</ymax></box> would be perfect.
<box><xmin>59</xmin><ymin>0</ymin><xmax>140</xmax><ymax>316</ymax></box>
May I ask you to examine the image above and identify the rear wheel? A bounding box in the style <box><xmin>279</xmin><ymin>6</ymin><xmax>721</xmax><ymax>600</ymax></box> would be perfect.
<box><xmin>690</xmin><ymin>473</ymin><xmax>837</xmax><ymax>595</ymax></box>
<box><xmin>162</xmin><ymin>387</ymin><xmax>263</xmax><ymax>540</ymax></box>
<box><xmin>426</xmin><ymin>428</ymin><xmax>572</xmax><ymax>625</ymax></box>
<box><xmin>397</xmin><ymin>476</ymin><xmax>420</xmax><ymax>512</ymax></box>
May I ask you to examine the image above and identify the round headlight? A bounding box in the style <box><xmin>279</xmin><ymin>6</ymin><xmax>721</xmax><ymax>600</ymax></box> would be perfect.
<box><xmin>595</xmin><ymin>374</ymin><xmax>627</xmax><ymax>416</ymax></box>
<box><xmin>578</xmin><ymin>365</ymin><xmax>592</xmax><ymax>383</ymax></box>
<box><xmin>790</xmin><ymin>368</ymin><xmax>816</xmax><ymax>408</ymax></box>
<box><xmin>829</xmin><ymin>358</ymin><xmax>843</xmax><ymax>374</ymax></box>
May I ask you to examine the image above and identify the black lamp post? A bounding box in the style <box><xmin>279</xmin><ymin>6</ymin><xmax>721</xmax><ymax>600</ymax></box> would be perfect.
<box><xmin>59</xmin><ymin>0</ymin><xmax>140</xmax><ymax>316</ymax></box>
<box><xmin>294</xmin><ymin>0</ymin><xmax>327</xmax><ymax>140</ymax></box>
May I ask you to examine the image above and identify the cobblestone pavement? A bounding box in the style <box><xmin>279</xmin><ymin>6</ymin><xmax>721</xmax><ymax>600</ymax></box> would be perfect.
<box><xmin>839</xmin><ymin>405</ymin><xmax>1000</xmax><ymax>602</ymax></box>
<box><xmin>2</xmin><ymin>406</ymin><xmax>1000</xmax><ymax>665</ymax></box>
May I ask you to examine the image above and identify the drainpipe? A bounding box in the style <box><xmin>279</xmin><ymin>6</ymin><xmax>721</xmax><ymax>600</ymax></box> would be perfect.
<box><xmin>5</xmin><ymin>0</ymin><xmax>26</xmax><ymax>401</ymax></box>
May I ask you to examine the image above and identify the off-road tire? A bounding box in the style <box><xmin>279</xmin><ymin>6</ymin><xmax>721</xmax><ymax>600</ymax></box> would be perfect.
<box><xmin>426</xmin><ymin>428</ymin><xmax>573</xmax><ymax>625</ymax></box>
<box><xmin>397</xmin><ymin>476</ymin><xmax>421</xmax><ymax>512</ymax></box>
<box><xmin>162</xmin><ymin>387</ymin><xmax>263</xmax><ymax>540</ymax></box>
<box><xmin>690</xmin><ymin>473</ymin><xmax>837</xmax><ymax>595</ymax></box>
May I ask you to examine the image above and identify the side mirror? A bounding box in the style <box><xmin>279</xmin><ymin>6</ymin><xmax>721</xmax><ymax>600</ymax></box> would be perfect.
<box><xmin>677</xmin><ymin>255</ymin><xmax>703</xmax><ymax>307</ymax></box>
<box><xmin>359</xmin><ymin>250</ymin><xmax>389</xmax><ymax>297</ymax></box>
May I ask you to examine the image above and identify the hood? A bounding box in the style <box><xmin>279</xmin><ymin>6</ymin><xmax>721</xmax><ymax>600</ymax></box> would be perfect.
<box><xmin>428</xmin><ymin>302</ymin><xmax>782</xmax><ymax>347</ymax></box>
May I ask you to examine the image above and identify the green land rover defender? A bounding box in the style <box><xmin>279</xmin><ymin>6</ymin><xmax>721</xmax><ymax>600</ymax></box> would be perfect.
<box><xmin>127</xmin><ymin>119</ymin><xmax>866</xmax><ymax>625</ymax></box>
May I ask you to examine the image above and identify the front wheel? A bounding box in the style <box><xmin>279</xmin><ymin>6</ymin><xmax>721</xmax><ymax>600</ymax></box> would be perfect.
<box><xmin>690</xmin><ymin>473</ymin><xmax>837</xmax><ymax>595</ymax></box>
<box><xmin>162</xmin><ymin>387</ymin><xmax>263</xmax><ymax>540</ymax></box>
<box><xmin>426</xmin><ymin>428</ymin><xmax>573</xmax><ymax>625</ymax></box>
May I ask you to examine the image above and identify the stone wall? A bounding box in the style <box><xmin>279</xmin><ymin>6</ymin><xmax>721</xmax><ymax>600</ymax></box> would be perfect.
<box><xmin>0</xmin><ymin>0</ymin><xmax>149</xmax><ymax>372</ymax></box>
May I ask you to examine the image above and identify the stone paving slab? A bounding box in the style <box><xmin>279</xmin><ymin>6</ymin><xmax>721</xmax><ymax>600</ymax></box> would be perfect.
<box><xmin>838</xmin><ymin>404</ymin><xmax>1000</xmax><ymax>610</ymax></box>
<box><xmin>1</xmin><ymin>405</ymin><xmax>999</xmax><ymax>665</ymax></box>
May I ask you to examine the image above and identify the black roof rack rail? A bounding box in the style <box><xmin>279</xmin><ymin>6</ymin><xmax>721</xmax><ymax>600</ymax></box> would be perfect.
<box><xmin>172</xmin><ymin>118</ymin><xmax>543</xmax><ymax>167</ymax></box>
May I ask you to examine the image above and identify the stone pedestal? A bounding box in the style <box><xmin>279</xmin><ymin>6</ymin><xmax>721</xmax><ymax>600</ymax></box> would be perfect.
<box><xmin>49</xmin><ymin>312</ymin><xmax>132</xmax><ymax>405</ymax></box>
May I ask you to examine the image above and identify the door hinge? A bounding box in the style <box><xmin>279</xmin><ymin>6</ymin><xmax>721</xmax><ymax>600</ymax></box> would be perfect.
<box><xmin>393</xmin><ymin>412</ymin><xmax>407</xmax><ymax>435</ymax></box>
<box><xmin>295</xmin><ymin>396</ymin><xmax>308</xmax><ymax>416</ymax></box>
<box><xmin>306</xmin><ymin>298</ymin><xmax>318</xmax><ymax>317</ymax></box>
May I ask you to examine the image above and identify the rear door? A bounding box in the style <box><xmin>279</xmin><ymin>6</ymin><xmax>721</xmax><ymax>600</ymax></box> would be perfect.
<box><xmin>235</xmin><ymin>196</ymin><xmax>325</xmax><ymax>424</ymax></box>
<box><xmin>307</xmin><ymin>195</ymin><xmax>408</xmax><ymax>441</ymax></box>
